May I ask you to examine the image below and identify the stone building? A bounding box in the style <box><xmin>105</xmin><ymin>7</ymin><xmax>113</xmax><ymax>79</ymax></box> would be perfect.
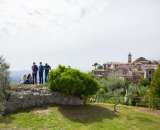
<box><xmin>93</xmin><ymin>53</ymin><xmax>158</xmax><ymax>83</ymax></box>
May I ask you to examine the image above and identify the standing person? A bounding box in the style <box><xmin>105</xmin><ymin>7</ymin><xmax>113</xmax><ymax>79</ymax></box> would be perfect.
<box><xmin>39</xmin><ymin>62</ymin><xmax>44</xmax><ymax>84</ymax></box>
<box><xmin>32</xmin><ymin>62</ymin><xmax>38</xmax><ymax>84</ymax></box>
<box><xmin>44</xmin><ymin>63</ymin><xmax>51</xmax><ymax>82</ymax></box>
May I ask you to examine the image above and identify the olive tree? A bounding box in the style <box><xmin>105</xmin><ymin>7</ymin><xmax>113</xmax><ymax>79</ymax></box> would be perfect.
<box><xmin>106</xmin><ymin>73</ymin><xmax>126</xmax><ymax>111</ymax></box>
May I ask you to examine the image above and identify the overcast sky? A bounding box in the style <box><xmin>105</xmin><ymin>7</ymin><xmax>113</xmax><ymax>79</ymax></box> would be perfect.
<box><xmin>0</xmin><ymin>0</ymin><xmax>160</xmax><ymax>71</ymax></box>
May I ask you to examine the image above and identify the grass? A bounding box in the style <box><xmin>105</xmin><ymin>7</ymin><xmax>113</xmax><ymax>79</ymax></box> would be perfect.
<box><xmin>0</xmin><ymin>104</ymin><xmax>160</xmax><ymax>130</ymax></box>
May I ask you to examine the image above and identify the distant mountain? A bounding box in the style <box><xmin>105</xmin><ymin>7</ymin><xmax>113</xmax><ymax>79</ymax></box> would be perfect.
<box><xmin>10</xmin><ymin>70</ymin><xmax>31</xmax><ymax>83</ymax></box>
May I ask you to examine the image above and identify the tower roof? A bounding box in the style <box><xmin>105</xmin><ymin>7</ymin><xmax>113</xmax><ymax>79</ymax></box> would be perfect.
<box><xmin>128</xmin><ymin>52</ymin><xmax>132</xmax><ymax>56</ymax></box>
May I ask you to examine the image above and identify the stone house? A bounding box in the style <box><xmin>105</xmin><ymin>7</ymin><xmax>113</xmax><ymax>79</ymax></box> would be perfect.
<box><xmin>93</xmin><ymin>53</ymin><xmax>158</xmax><ymax>83</ymax></box>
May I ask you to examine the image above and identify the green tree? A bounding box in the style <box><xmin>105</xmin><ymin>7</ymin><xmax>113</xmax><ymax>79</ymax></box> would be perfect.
<box><xmin>48</xmin><ymin>65</ymin><xmax>99</xmax><ymax>100</ymax></box>
<box><xmin>97</xmin><ymin>65</ymin><xmax>103</xmax><ymax>69</ymax></box>
<box><xmin>136</xmin><ymin>78</ymin><xmax>150</xmax><ymax>101</ymax></box>
<box><xmin>92</xmin><ymin>63</ymin><xmax>99</xmax><ymax>70</ymax></box>
<box><xmin>150</xmin><ymin>65</ymin><xmax>160</xmax><ymax>109</ymax></box>
<box><xmin>137</xmin><ymin>78</ymin><xmax>150</xmax><ymax>88</ymax></box>
<box><xmin>107</xmin><ymin>73</ymin><xmax>124</xmax><ymax>92</ymax></box>
<box><xmin>106</xmin><ymin>73</ymin><xmax>125</xmax><ymax>111</ymax></box>
<box><xmin>0</xmin><ymin>56</ymin><xmax>10</xmax><ymax>114</ymax></box>
<box><xmin>150</xmin><ymin>65</ymin><xmax>160</xmax><ymax>98</ymax></box>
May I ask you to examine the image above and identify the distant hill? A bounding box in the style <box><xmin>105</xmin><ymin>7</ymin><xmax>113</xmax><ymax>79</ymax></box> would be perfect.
<box><xmin>10</xmin><ymin>69</ymin><xmax>90</xmax><ymax>83</ymax></box>
<box><xmin>10</xmin><ymin>70</ymin><xmax>31</xmax><ymax>83</ymax></box>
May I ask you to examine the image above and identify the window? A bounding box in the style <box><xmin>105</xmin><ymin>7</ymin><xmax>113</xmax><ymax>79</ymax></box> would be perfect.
<box><xmin>149</xmin><ymin>71</ymin><xmax>152</xmax><ymax>75</ymax></box>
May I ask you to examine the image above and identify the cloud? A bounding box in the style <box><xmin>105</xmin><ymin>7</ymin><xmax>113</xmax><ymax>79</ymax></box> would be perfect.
<box><xmin>0</xmin><ymin>0</ymin><xmax>160</xmax><ymax>71</ymax></box>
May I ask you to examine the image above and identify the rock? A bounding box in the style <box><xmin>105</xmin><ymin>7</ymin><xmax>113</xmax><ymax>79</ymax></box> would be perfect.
<box><xmin>3</xmin><ymin>85</ymin><xmax>84</xmax><ymax>114</ymax></box>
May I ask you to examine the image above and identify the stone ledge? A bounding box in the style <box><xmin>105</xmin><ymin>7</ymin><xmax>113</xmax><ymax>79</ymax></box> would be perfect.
<box><xmin>3</xmin><ymin>85</ymin><xmax>84</xmax><ymax>114</ymax></box>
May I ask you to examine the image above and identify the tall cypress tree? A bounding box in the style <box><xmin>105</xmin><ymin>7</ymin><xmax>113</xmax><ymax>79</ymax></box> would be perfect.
<box><xmin>150</xmin><ymin>64</ymin><xmax>160</xmax><ymax>98</ymax></box>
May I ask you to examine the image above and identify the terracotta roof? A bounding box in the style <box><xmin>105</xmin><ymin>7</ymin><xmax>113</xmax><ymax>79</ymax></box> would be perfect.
<box><xmin>93</xmin><ymin>69</ymin><xmax>105</xmax><ymax>72</ymax></box>
<box><xmin>132</xmin><ymin>70</ymin><xmax>144</xmax><ymax>73</ymax></box>
<box><xmin>141</xmin><ymin>65</ymin><xmax>157</xmax><ymax>69</ymax></box>
<box><xmin>103</xmin><ymin>62</ymin><xmax>124</xmax><ymax>65</ymax></box>
<box><xmin>133</xmin><ymin>57</ymin><xmax>150</xmax><ymax>63</ymax></box>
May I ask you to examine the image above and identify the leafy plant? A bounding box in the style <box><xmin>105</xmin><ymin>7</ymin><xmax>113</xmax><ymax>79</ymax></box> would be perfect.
<box><xmin>150</xmin><ymin>64</ymin><xmax>160</xmax><ymax>109</ymax></box>
<box><xmin>48</xmin><ymin>65</ymin><xmax>99</xmax><ymax>100</ymax></box>
<box><xmin>0</xmin><ymin>56</ymin><xmax>10</xmax><ymax>114</ymax></box>
<box><xmin>137</xmin><ymin>78</ymin><xmax>150</xmax><ymax>88</ymax></box>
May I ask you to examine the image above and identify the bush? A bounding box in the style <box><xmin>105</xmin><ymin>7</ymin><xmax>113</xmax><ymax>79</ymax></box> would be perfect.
<box><xmin>48</xmin><ymin>65</ymin><xmax>99</xmax><ymax>99</ymax></box>
<box><xmin>137</xmin><ymin>78</ymin><xmax>150</xmax><ymax>88</ymax></box>
<box><xmin>98</xmin><ymin>88</ymin><xmax>106</xmax><ymax>95</ymax></box>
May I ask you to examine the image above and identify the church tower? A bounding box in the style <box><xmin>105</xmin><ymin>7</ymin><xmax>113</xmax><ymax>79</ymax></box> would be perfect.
<box><xmin>128</xmin><ymin>52</ymin><xmax>132</xmax><ymax>63</ymax></box>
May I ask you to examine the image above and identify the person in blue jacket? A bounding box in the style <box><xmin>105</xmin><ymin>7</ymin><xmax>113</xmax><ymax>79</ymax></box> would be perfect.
<box><xmin>39</xmin><ymin>62</ymin><xmax>44</xmax><ymax>84</ymax></box>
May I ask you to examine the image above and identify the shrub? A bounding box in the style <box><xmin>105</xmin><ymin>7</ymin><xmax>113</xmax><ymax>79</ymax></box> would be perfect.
<box><xmin>48</xmin><ymin>65</ymin><xmax>99</xmax><ymax>99</ymax></box>
<box><xmin>137</xmin><ymin>78</ymin><xmax>150</xmax><ymax>88</ymax></box>
<box><xmin>98</xmin><ymin>88</ymin><xmax>106</xmax><ymax>95</ymax></box>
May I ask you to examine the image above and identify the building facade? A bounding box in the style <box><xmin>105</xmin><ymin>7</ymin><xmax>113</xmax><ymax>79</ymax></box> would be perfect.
<box><xmin>93</xmin><ymin>53</ymin><xmax>158</xmax><ymax>83</ymax></box>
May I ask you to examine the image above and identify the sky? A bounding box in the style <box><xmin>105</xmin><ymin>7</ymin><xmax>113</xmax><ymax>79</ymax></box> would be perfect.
<box><xmin>0</xmin><ymin>0</ymin><xmax>160</xmax><ymax>71</ymax></box>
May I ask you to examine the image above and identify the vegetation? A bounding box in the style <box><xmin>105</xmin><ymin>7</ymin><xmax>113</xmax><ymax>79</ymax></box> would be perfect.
<box><xmin>0</xmin><ymin>104</ymin><xmax>160</xmax><ymax>130</ymax></box>
<box><xmin>150</xmin><ymin>64</ymin><xmax>160</xmax><ymax>109</ymax></box>
<box><xmin>48</xmin><ymin>65</ymin><xmax>99</xmax><ymax>100</ymax></box>
<box><xmin>97</xmin><ymin>65</ymin><xmax>103</xmax><ymax>69</ymax></box>
<box><xmin>95</xmin><ymin>73</ymin><xmax>158</xmax><ymax>109</ymax></box>
<box><xmin>137</xmin><ymin>78</ymin><xmax>150</xmax><ymax>88</ymax></box>
<box><xmin>150</xmin><ymin>64</ymin><xmax>160</xmax><ymax>97</ymax></box>
<box><xmin>106</xmin><ymin>73</ymin><xmax>126</xmax><ymax>111</ymax></box>
<box><xmin>0</xmin><ymin>56</ymin><xmax>10</xmax><ymax>114</ymax></box>
<box><xmin>92</xmin><ymin>63</ymin><xmax>99</xmax><ymax>70</ymax></box>
<box><xmin>96</xmin><ymin>73</ymin><xmax>130</xmax><ymax>111</ymax></box>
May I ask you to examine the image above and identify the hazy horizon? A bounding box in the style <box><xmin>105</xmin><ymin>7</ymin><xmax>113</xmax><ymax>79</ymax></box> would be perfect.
<box><xmin>1</xmin><ymin>0</ymin><xmax>160</xmax><ymax>71</ymax></box>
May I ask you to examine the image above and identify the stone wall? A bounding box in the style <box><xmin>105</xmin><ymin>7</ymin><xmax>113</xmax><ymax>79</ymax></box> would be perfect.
<box><xmin>3</xmin><ymin>85</ymin><xmax>84</xmax><ymax>114</ymax></box>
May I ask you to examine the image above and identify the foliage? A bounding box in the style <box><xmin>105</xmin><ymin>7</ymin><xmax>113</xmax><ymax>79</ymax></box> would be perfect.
<box><xmin>106</xmin><ymin>73</ymin><xmax>124</xmax><ymax>92</ymax></box>
<box><xmin>137</xmin><ymin>78</ymin><xmax>150</xmax><ymax>88</ymax></box>
<box><xmin>0</xmin><ymin>56</ymin><xmax>10</xmax><ymax>114</ymax></box>
<box><xmin>98</xmin><ymin>78</ymin><xmax>108</xmax><ymax>92</ymax></box>
<box><xmin>97</xmin><ymin>65</ymin><xmax>103</xmax><ymax>69</ymax></box>
<box><xmin>86</xmin><ymin>71</ymin><xmax>93</xmax><ymax>77</ymax></box>
<box><xmin>97</xmin><ymin>88</ymin><xmax>106</xmax><ymax>95</ymax></box>
<box><xmin>92</xmin><ymin>63</ymin><xmax>99</xmax><ymax>70</ymax></box>
<box><xmin>127</xmin><ymin>84</ymin><xmax>140</xmax><ymax>106</ymax></box>
<box><xmin>105</xmin><ymin>73</ymin><xmax>127</xmax><ymax>111</ymax></box>
<box><xmin>150</xmin><ymin>64</ymin><xmax>160</xmax><ymax>108</ymax></box>
<box><xmin>48</xmin><ymin>65</ymin><xmax>99</xmax><ymax>99</ymax></box>
<box><xmin>150</xmin><ymin>64</ymin><xmax>160</xmax><ymax>98</ymax></box>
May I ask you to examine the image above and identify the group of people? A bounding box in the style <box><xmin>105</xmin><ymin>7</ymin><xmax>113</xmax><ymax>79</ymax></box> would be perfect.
<box><xmin>20</xmin><ymin>62</ymin><xmax>51</xmax><ymax>84</ymax></box>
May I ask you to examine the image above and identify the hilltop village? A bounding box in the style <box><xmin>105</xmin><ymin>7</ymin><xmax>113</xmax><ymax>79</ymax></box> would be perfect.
<box><xmin>93</xmin><ymin>53</ymin><xmax>159</xmax><ymax>83</ymax></box>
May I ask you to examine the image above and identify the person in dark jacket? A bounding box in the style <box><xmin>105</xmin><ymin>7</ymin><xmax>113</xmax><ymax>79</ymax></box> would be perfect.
<box><xmin>44</xmin><ymin>63</ymin><xmax>51</xmax><ymax>82</ymax></box>
<box><xmin>32</xmin><ymin>62</ymin><xmax>38</xmax><ymax>84</ymax></box>
<box><xmin>39</xmin><ymin>62</ymin><xmax>44</xmax><ymax>84</ymax></box>
<box><xmin>27</xmin><ymin>74</ymin><xmax>33</xmax><ymax>84</ymax></box>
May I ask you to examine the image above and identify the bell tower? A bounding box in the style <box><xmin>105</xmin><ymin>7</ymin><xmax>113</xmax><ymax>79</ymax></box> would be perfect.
<box><xmin>128</xmin><ymin>52</ymin><xmax>132</xmax><ymax>63</ymax></box>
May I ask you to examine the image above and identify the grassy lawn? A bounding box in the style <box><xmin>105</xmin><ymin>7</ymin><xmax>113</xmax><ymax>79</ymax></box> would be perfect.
<box><xmin>0</xmin><ymin>104</ymin><xmax>160</xmax><ymax>130</ymax></box>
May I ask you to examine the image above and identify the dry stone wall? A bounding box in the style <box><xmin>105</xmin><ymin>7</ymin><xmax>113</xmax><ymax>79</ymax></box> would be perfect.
<box><xmin>4</xmin><ymin>85</ymin><xmax>84</xmax><ymax>114</ymax></box>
